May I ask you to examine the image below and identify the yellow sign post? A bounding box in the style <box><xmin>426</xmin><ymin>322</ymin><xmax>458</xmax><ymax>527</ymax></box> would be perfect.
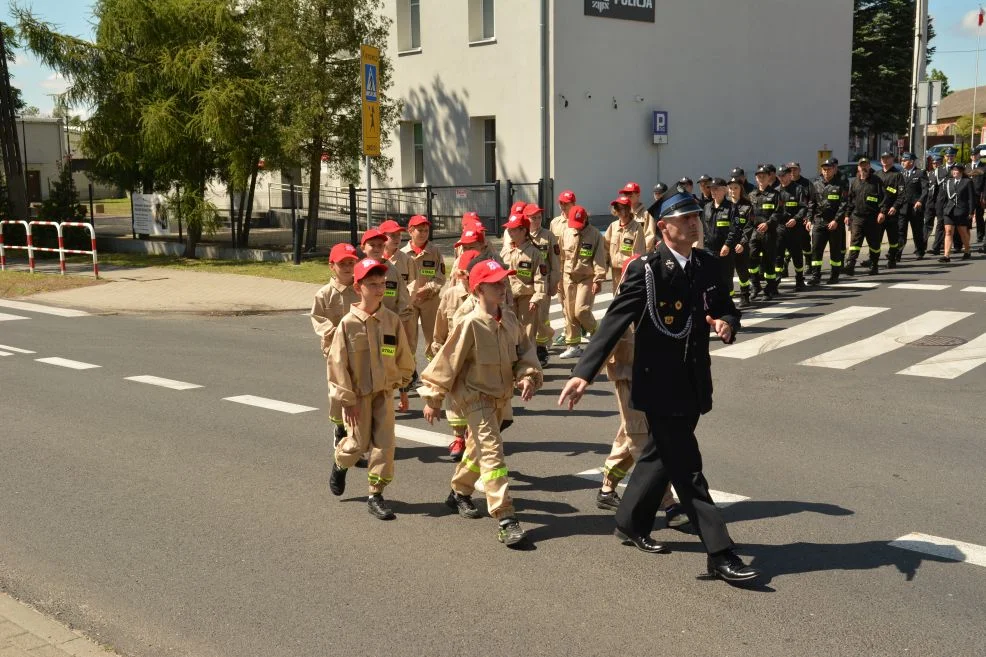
<box><xmin>361</xmin><ymin>44</ymin><xmax>381</xmax><ymax>158</ymax></box>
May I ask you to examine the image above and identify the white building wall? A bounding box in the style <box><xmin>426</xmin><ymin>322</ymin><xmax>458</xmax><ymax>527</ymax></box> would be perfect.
<box><xmin>380</xmin><ymin>0</ymin><xmax>544</xmax><ymax>189</ymax></box>
<box><xmin>550</xmin><ymin>0</ymin><xmax>853</xmax><ymax>217</ymax></box>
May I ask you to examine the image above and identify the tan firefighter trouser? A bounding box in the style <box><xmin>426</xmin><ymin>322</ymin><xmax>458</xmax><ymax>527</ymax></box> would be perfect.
<box><xmin>564</xmin><ymin>276</ymin><xmax>597</xmax><ymax>345</ymax></box>
<box><xmin>451</xmin><ymin>397</ymin><xmax>514</xmax><ymax>519</ymax></box>
<box><xmin>335</xmin><ymin>390</ymin><xmax>396</xmax><ymax>494</ymax></box>
<box><xmin>407</xmin><ymin>295</ymin><xmax>440</xmax><ymax>360</ymax></box>
<box><xmin>536</xmin><ymin>293</ymin><xmax>555</xmax><ymax>346</ymax></box>
<box><xmin>512</xmin><ymin>294</ymin><xmax>540</xmax><ymax>346</ymax></box>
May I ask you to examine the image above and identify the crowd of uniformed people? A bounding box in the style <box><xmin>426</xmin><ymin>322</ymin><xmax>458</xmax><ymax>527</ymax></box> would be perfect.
<box><xmin>306</xmin><ymin>148</ymin><xmax>983</xmax><ymax>580</ymax></box>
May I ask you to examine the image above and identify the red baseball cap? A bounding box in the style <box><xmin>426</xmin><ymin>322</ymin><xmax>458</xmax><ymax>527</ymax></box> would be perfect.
<box><xmin>329</xmin><ymin>242</ymin><xmax>359</xmax><ymax>264</ymax></box>
<box><xmin>568</xmin><ymin>205</ymin><xmax>589</xmax><ymax>229</ymax></box>
<box><xmin>621</xmin><ymin>182</ymin><xmax>641</xmax><ymax>195</ymax></box>
<box><xmin>503</xmin><ymin>213</ymin><xmax>531</xmax><ymax>230</ymax></box>
<box><xmin>455</xmin><ymin>230</ymin><xmax>484</xmax><ymax>247</ymax></box>
<box><xmin>523</xmin><ymin>203</ymin><xmax>543</xmax><ymax>217</ymax></box>
<box><xmin>361</xmin><ymin>228</ymin><xmax>386</xmax><ymax>245</ymax></box>
<box><xmin>354</xmin><ymin>258</ymin><xmax>388</xmax><ymax>283</ymax></box>
<box><xmin>558</xmin><ymin>190</ymin><xmax>576</xmax><ymax>204</ymax></box>
<box><xmin>378</xmin><ymin>219</ymin><xmax>406</xmax><ymax>234</ymax></box>
<box><xmin>462</xmin><ymin>211</ymin><xmax>481</xmax><ymax>223</ymax></box>
<box><xmin>469</xmin><ymin>258</ymin><xmax>516</xmax><ymax>292</ymax></box>
<box><xmin>510</xmin><ymin>201</ymin><xmax>528</xmax><ymax>216</ymax></box>
<box><xmin>408</xmin><ymin>214</ymin><xmax>430</xmax><ymax>227</ymax></box>
<box><xmin>456</xmin><ymin>249</ymin><xmax>481</xmax><ymax>271</ymax></box>
<box><xmin>611</xmin><ymin>196</ymin><xmax>632</xmax><ymax>208</ymax></box>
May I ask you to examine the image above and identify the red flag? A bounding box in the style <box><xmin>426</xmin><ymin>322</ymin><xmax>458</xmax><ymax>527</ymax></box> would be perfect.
<box><xmin>979</xmin><ymin>7</ymin><xmax>984</xmax><ymax>26</ymax></box>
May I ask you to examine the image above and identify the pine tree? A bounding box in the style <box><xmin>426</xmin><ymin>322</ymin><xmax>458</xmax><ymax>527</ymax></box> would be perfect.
<box><xmin>38</xmin><ymin>157</ymin><xmax>87</xmax><ymax>222</ymax></box>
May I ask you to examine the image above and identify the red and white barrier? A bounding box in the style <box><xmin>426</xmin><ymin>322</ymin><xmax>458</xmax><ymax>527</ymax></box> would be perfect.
<box><xmin>0</xmin><ymin>220</ymin><xmax>99</xmax><ymax>278</ymax></box>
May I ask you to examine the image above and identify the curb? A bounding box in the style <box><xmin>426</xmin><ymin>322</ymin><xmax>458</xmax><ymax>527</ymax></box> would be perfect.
<box><xmin>0</xmin><ymin>591</ymin><xmax>118</xmax><ymax>657</ymax></box>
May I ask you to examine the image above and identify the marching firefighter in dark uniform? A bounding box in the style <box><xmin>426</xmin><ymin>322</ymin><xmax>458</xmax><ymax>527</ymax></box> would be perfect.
<box><xmin>806</xmin><ymin>158</ymin><xmax>849</xmax><ymax>285</ymax></box>
<box><xmin>730</xmin><ymin>167</ymin><xmax>756</xmax><ymax>195</ymax></box>
<box><xmin>558</xmin><ymin>192</ymin><xmax>760</xmax><ymax>584</ymax></box>
<box><xmin>924</xmin><ymin>154</ymin><xmax>946</xmax><ymax>254</ymax></box>
<box><xmin>897</xmin><ymin>152</ymin><xmax>928</xmax><ymax>261</ymax></box>
<box><xmin>697</xmin><ymin>174</ymin><xmax>714</xmax><ymax>211</ymax></box>
<box><xmin>971</xmin><ymin>159</ymin><xmax>986</xmax><ymax>247</ymax></box>
<box><xmin>703</xmin><ymin>177</ymin><xmax>739</xmax><ymax>296</ymax></box>
<box><xmin>787</xmin><ymin>162</ymin><xmax>814</xmax><ymax>269</ymax></box>
<box><xmin>777</xmin><ymin>164</ymin><xmax>810</xmax><ymax>289</ymax></box>
<box><xmin>727</xmin><ymin>177</ymin><xmax>754</xmax><ymax>307</ymax></box>
<box><xmin>748</xmin><ymin>164</ymin><xmax>785</xmax><ymax>299</ymax></box>
<box><xmin>872</xmin><ymin>151</ymin><xmax>905</xmax><ymax>269</ymax></box>
<box><xmin>844</xmin><ymin>158</ymin><xmax>886</xmax><ymax>277</ymax></box>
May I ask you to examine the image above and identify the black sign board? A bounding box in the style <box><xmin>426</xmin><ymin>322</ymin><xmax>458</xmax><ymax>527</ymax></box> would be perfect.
<box><xmin>583</xmin><ymin>0</ymin><xmax>655</xmax><ymax>23</ymax></box>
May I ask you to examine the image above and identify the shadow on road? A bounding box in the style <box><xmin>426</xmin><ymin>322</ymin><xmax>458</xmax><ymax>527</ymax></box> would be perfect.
<box><xmin>721</xmin><ymin>499</ymin><xmax>855</xmax><ymax>523</ymax></box>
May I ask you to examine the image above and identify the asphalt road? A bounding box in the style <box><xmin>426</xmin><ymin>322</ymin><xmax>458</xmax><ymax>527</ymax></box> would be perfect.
<box><xmin>1</xmin><ymin>253</ymin><xmax>985</xmax><ymax>657</ymax></box>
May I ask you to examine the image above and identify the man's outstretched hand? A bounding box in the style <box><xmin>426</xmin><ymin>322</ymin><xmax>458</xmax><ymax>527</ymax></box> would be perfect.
<box><xmin>558</xmin><ymin>377</ymin><xmax>590</xmax><ymax>410</ymax></box>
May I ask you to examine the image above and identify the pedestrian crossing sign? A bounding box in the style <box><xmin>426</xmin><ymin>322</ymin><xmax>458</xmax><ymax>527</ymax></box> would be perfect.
<box><xmin>360</xmin><ymin>44</ymin><xmax>381</xmax><ymax>157</ymax></box>
<box><xmin>364</xmin><ymin>63</ymin><xmax>378</xmax><ymax>103</ymax></box>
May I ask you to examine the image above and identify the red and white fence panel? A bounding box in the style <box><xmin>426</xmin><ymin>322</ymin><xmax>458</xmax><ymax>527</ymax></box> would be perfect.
<box><xmin>0</xmin><ymin>220</ymin><xmax>99</xmax><ymax>278</ymax></box>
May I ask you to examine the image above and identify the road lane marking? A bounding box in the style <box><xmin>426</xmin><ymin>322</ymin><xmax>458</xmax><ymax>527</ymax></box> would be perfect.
<box><xmin>395</xmin><ymin>424</ymin><xmax>449</xmax><ymax>447</ymax></box>
<box><xmin>0</xmin><ymin>300</ymin><xmax>90</xmax><ymax>317</ymax></box>
<box><xmin>35</xmin><ymin>357</ymin><xmax>101</xmax><ymax>370</ymax></box>
<box><xmin>223</xmin><ymin>395</ymin><xmax>317</xmax><ymax>414</ymax></box>
<box><xmin>828</xmin><ymin>281</ymin><xmax>880</xmax><ymax>289</ymax></box>
<box><xmin>125</xmin><ymin>375</ymin><xmax>203</xmax><ymax>390</ymax></box>
<box><xmin>889</xmin><ymin>283</ymin><xmax>951</xmax><ymax>291</ymax></box>
<box><xmin>0</xmin><ymin>351</ymin><xmax>12</xmax><ymax>357</ymax></box>
<box><xmin>550</xmin><ymin>308</ymin><xmax>606</xmax><ymax>330</ymax></box>
<box><xmin>800</xmin><ymin>310</ymin><xmax>972</xmax><ymax>370</ymax></box>
<box><xmin>0</xmin><ymin>312</ymin><xmax>29</xmax><ymax>322</ymax></box>
<box><xmin>714</xmin><ymin>306</ymin><xmax>889</xmax><ymax>360</ymax></box>
<box><xmin>961</xmin><ymin>286</ymin><xmax>986</xmax><ymax>293</ymax></box>
<box><xmin>0</xmin><ymin>344</ymin><xmax>35</xmax><ymax>353</ymax></box>
<box><xmin>889</xmin><ymin>533</ymin><xmax>986</xmax><ymax>568</ymax></box>
<box><xmin>575</xmin><ymin>468</ymin><xmax>748</xmax><ymax>506</ymax></box>
<box><xmin>898</xmin><ymin>332</ymin><xmax>986</xmax><ymax>379</ymax></box>
<box><xmin>548</xmin><ymin>292</ymin><xmax>614</xmax><ymax>319</ymax></box>
<box><xmin>740</xmin><ymin>302</ymin><xmax>820</xmax><ymax>327</ymax></box>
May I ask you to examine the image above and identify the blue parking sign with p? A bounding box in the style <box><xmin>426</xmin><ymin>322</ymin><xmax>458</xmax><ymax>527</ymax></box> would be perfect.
<box><xmin>364</xmin><ymin>63</ymin><xmax>378</xmax><ymax>103</ymax></box>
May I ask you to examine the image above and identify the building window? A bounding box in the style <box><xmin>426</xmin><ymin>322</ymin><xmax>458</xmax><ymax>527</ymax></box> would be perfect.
<box><xmin>483</xmin><ymin>119</ymin><xmax>496</xmax><ymax>183</ymax></box>
<box><xmin>413</xmin><ymin>122</ymin><xmax>424</xmax><ymax>184</ymax></box>
<box><xmin>469</xmin><ymin>0</ymin><xmax>495</xmax><ymax>43</ymax></box>
<box><xmin>397</xmin><ymin>0</ymin><xmax>421</xmax><ymax>52</ymax></box>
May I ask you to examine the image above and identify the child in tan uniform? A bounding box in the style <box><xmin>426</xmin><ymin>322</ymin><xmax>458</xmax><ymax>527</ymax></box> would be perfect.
<box><xmin>401</xmin><ymin>215</ymin><xmax>445</xmax><ymax>364</ymax></box>
<box><xmin>604</xmin><ymin>196</ymin><xmax>645</xmax><ymax>294</ymax></box>
<box><xmin>550</xmin><ymin>190</ymin><xmax>577</xmax><ymax>347</ymax></box>
<box><xmin>328</xmin><ymin>258</ymin><xmax>415</xmax><ymax>520</ymax></box>
<box><xmin>500</xmin><ymin>212</ymin><xmax>547</xmax><ymax>345</ymax></box>
<box><xmin>558</xmin><ymin>205</ymin><xmax>607</xmax><ymax>359</ymax></box>
<box><xmin>419</xmin><ymin>260</ymin><xmax>543</xmax><ymax>546</ymax></box>
<box><xmin>310</xmin><ymin>242</ymin><xmax>360</xmax><ymax>445</ymax></box>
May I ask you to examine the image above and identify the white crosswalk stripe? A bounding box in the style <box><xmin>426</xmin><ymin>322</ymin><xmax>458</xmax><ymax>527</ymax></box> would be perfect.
<box><xmin>0</xmin><ymin>300</ymin><xmax>90</xmax><ymax>317</ymax></box>
<box><xmin>739</xmin><ymin>302</ymin><xmax>820</xmax><ymax>327</ymax></box>
<box><xmin>889</xmin><ymin>283</ymin><xmax>951</xmax><ymax>291</ymax></box>
<box><xmin>713</xmin><ymin>305</ymin><xmax>889</xmax><ymax>360</ymax></box>
<box><xmin>0</xmin><ymin>344</ymin><xmax>35</xmax><ymax>353</ymax></box>
<box><xmin>0</xmin><ymin>312</ymin><xmax>29</xmax><ymax>322</ymax></box>
<box><xmin>223</xmin><ymin>395</ymin><xmax>317</xmax><ymax>414</ymax></box>
<box><xmin>961</xmin><ymin>286</ymin><xmax>986</xmax><ymax>293</ymax></box>
<box><xmin>35</xmin><ymin>357</ymin><xmax>101</xmax><ymax>370</ymax></box>
<box><xmin>898</xmin><ymin>332</ymin><xmax>986</xmax><ymax>379</ymax></box>
<box><xmin>800</xmin><ymin>311</ymin><xmax>972</xmax><ymax>370</ymax></box>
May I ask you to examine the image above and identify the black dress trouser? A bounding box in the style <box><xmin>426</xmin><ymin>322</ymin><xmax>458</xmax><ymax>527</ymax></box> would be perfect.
<box><xmin>615</xmin><ymin>413</ymin><xmax>734</xmax><ymax>555</ymax></box>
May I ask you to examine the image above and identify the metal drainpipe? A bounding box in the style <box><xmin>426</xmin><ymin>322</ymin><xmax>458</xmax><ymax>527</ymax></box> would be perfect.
<box><xmin>540</xmin><ymin>0</ymin><xmax>550</xmax><ymax>195</ymax></box>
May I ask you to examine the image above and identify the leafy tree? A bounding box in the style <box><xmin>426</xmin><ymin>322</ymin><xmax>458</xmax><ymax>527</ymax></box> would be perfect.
<box><xmin>852</xmin><ymin>0</ymin><xmax>935</xmax><ymax>141</ymax></box>
<box><xmin>1</xmin><ymin>22</ymin><xmax>24</xmax><ymax>112</ymax></box>
<box><xmin>952</xmin><ymin>114</ymin><xmax>986</xmax><ymax>144</ymax></box>
<box><xmin>259</xmin><ymin>0</ymin><xmax>400</xmax><ymax>250</ymax></box>
<box><xmin>37</xmin><ymin>157</ymin><xmax>86</xmax><ymax>222</ymax></box>
<box><xmin>19</xmin><ymin>104</ymin><xmax>39</xmax><ymax>116</ymax></box>
<box><xmin>928</xmin><ymin>68</ymin><xmax>950</xmax><ymax>97</ymax></box>
<box><xmin>0</xmin><ymin>172</ymin><xmax>11</xmax><ymax>221</ymax></box>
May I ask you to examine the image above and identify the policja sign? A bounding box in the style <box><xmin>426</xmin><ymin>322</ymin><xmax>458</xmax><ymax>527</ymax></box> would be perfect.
<box><xmin>361</xmin><ymin>44</ymin><xmax>381</xmax><ymax>157</ymax></box>
<box><xmin>583</xmin><ymin>0</ymin><xmax>655</xmax><ymax>23</ymax></box>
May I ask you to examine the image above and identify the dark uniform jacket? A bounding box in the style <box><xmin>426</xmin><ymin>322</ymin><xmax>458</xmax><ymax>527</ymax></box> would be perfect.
<box><xmin>782</xmin><ymin>181</ymin><xmax>810</xmax><ymax>225</ymax></box>
<box><xmin>733</xmin><ymin>201</ymin><xmax>755</xmax><ymax>246</ymax></box>
<box><xmin>848</xmin><ymin>173</ymin><xmax>885</xmax><ymax>221</ymax></box>
<box><xmin>572</xmin><ymin>242</ymin><xmax>740</xmax><ymax>417</ymax></box>
<box><xmin>930</xmin><ymin>166</ymin><xmax>951</xmax><ymax>217</ymax></box>
<box><xmin>749</xmin><ymin>186</ymin><xmax>785</xmax><ymax>232</ymax></box>
<box><xmin>899</xmin><ymin>166</ymin><xmax>928</xmax><ymax>211</ymax></box>
<box><xmin>875</xmin><ymin>168</ymin><xmax>905</xmax><ymax>214</ymax></box>
<box><xmin>970</xmin><ymin>168</ymin><xmax>986</xmax><ymax>208</ymax></box>
<box><xmin>942</xmin><ymin>176</ymin><xmax>977</xmax><ymax>219</ymax></box>
<box><xmin>808</xmin><ymin>175</ymin><xmax>850</xmax><ymax>225</ymax></box>
<box><xmin>703</xmin><ymin>199</ymin><xmax>738</xmax><ymax>251</ymax></box>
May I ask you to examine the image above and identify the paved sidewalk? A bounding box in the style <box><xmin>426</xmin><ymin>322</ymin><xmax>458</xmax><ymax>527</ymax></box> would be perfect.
<box><xmin>0</xmin><ymin>591</ymin><xmax>117</xmax><ymax>657</ymax></box>
<box><xmin>24</xmin><ymin>267</ymin><xmax>322</xmax><ymax>314</ymax></box>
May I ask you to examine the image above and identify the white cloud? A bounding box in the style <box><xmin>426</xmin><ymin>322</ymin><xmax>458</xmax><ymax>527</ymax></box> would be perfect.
<box><xmin>39</xmin><ymin>72</ymin><xmax>69</xmax><ymax>93</ymax></box>
<box><xmin>959</xmin><ymin>8</ymin><xmax>986</xmax><ymax>36</ymax></box>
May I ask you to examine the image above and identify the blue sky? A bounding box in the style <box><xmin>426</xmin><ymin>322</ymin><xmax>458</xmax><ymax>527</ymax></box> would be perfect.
<box><xmin>2</xmin><ymin>1</ymin><xmax>986</xmax><ymax>115</ymax></box>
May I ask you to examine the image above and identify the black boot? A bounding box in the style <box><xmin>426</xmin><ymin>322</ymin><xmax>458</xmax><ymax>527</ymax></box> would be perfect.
<box><xmin>738</xmin><ymin>290</ymin><xmax>752</xmax><ymax>308</ymax></box>
<box><xmin>794</xmin><ymin>273</ymin><xmax>807</xmax><ymax>290</ymax></box>
<box><xmin>763</xmin><ymin>279</ymin><xmax>778</xmax><ymax>300</ymax></box>
<box><xmin>868</xmin><ymin>259</ymin><xmax>879</xmax><ymax>275</ymax></box>
<box><xmin>844</xmin><ymin>259</ymin><xmax>856</xmax><ymax>277</ymax></box>
<box><xmin>536</xmin><ymin>345</ymin><xmax>549</xmax><ymax>368</ymax></box>
<box><xmin>887</xmin><ymin>250</ymin><xmax>897</xmax><ymax>269</ymax></box>
<box><xmin>826</xmin><ymin>268</ymin><xmax>841</xmax><ymax>284</ymax></box>
<box><xmin>367</xmin><ymin>493</ymin><xmax>395</xmax><ymax>520</ymax></box>
<box><xmin>750</xmin><ymin>278</ymin><xmax>763</xmax><ymax>301</ymax></box>
<box><xmin>807</xmin><ymin>269</ymin><xmax>821</xmax><ymax>286</ymax></box>
<box><xmin>446</xmin><ymin>491</ymin><xmax>482</xmax><ymax>519</ymax></box>
<box><xmin>329</xmin><ymin>463</ymin><xmax>348</xmax><ymax>496</ymax></box>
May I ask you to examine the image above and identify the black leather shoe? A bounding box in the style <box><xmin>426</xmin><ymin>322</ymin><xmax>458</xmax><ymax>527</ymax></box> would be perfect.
<box><xmin>356</xmin><ymin>455</ymin><xmax>369</xmax><ymax>469</ymax></box>
<box><xmin>596</xmin><ymin>489</ymin><xmax>621</xmax><ymax>511</ymax></box>
<box><xmin>707</xmin><ymin>550</ymin><xmax>760</xmax><ymax>582</ymax></box>
<box><xmin>329</xmin><ymin>463</ymin><xmax>347</xmax><ymax>496</ymax></box>
<box><xmin>962</xmin><ymin>251</ymin><xmax>972</xmax><ymax>260</ymax></box>
<box><xmin>367</xmin><ymin>494</ymin><xmax>395</xmax><ymax>520</ymax></box>
<box><xmin>446</xmin><ymin>491</ymin><xmax>481</xmax><ymax>519</ymax></box>
<box><xmin>615</xmin><ymin>529</ymin><xmax>670</xmax><ymax>554</ymax></box>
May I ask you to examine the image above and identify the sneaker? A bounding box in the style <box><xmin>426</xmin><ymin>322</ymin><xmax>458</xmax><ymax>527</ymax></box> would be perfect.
<box><xmin>448</xmin><ymin>436</ymin><xmax>466</xmax><ymax>461</ymax></box>
<box><xmin>329</xmin><ymin>463</ymin><xmax>347</xmax><ymax>496</ymax></box>
<box><xmin>446</xmin><ymin>491</ymin><xmax>482</xmax><ymax>519</ymax></box>
<box><xmin>663</xmin><ymin>504</ymin><xmax>690</xmax><ymax>528</ymax></box>
<box><xmin>497</xmin><ymin>517</ymin><xmax>527</xmax><ymax>546</ymax></box>
<box><xmin>333</xmin><ymin>424</ymin><xmax>347</xmax><ymax>447</ymax></box>
<box><xmin>596</xmin><ymin>489</ymin><xmax>621</xmax><ymax>511</ymax></box>
<box><xmin>559</xmin><ymin>345</ymin><xmax>584</xmax><ymax>359</ymax></box>
<box><xmin>552</xmin><ymin>334</ymin><xmax>567</xmax><ymax>347</ymax></box>
<box><xmin>367</xmin><ymin>494</ymin><xmax>395</xmax><ymax>520</ymax></box>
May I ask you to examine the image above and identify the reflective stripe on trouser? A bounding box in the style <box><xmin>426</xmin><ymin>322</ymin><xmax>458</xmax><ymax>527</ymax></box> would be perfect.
<box><xmin>876</xmin><ymin>215</ymin><xmax>900</xmax><ymax>258</ymax></box>
<box><xmin>334</xmin><ymin>390</ymin><xmax>396</xmax><ymax>494</ymax></box>
<box><xmin>536</xmin><ymin>292</ymin><xmax>555</xmax><ymax>345</ymax></box>
<box><xmin>446</xmin><ymin>406</ymin><xmax>468</xmax><ymax>432</ymax></box>
<box><xmin>409</xmin><ymin>294</ymin><xmax>440</xmax><ymax>360</ymax></box>
<box><xmin>811</xmin><ymin>222</ymin><xmax>845</xmax><ymax>273</ymax></box>
<box><xmin>602</xmin><ymin>379</ymin><xmax>649</xmax><ymax>487</ymax></box>
<box><xmin>734</xmin><ymin>248</ymin><xmax>751</xmax><ymax>288</ymax></box>
<box><xmin>450</xmin><ymin>399</ymin><xmax>514</xmax><ymax>519</ymax></box>
<box><xmin>846</xmin><ymin>216</ymin><xmax>871</xmax><ymax>264</ymax></box>
<box><xmin>775</xmin><ymin>224</ymin><xmax>805</xmax><ymax>273</ymax></box>
<box><xmin>564</xmin><ymin>276</ymin><xmax>597</xmax><ymax>345</ymax></box>
<box><xmin>513</xmin><ymin>294</ymin><xmax>540</xmax><ymax>346</ymax></box>
<box><xmin>749</xmin><ymin>230</ymin><xmax>777</xmax><ymax>281</ymax></box>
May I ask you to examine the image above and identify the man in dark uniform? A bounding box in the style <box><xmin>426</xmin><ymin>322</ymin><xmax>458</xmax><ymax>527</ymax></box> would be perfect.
<box><xmin>558</xmin><ymin>192</ymin><xmax>759</xmax><ymax>584</ymax></box>
<box><xmin>897</xmin><ymin>152</ymin><xmax>928</xmax><ymax>261</ymax></box>
<box><xmin>970</xmin><ymin>159</ymin><xmax>986</xmax><ymax>245</ymax></box>
<box><xmin>748</xmin><ymin>165</ymin><xmax>785</xmax><ymax>299</ymax></box>
<box><xmin>844</xmin><ymin>158</ymin><xmax>886</xmax><ymax>277</ymax></box>
<box><xmin>872</xmin><ymin>152</ymin><xmax>905</xmax><ymax>269</ymax></box>
<box><xmin>924</xmin><ymin>154</ymin><xmax>946</xmax><ymax>253</ymax></box>
<box><xmin>697</xmin><ymin>174</ymin><xmax>714</xmax><ymax>210</ymax></box>
<box><xmin>777</xmin><ymin>164</ymin><xmax>810</xmax><ymax>289</ymax></box>
<box><xmin>787</xmin><ymin>162</ymin><xmax>814</xmax><ymax>271</ymax></box>
<box><xmin>931</xmin><ymin>148</ymin><xmax>964</xmax><ymax>254</ymax></box>
<box><xmin>731</xmin><ymin>167</ymin><xmax>756</xmax><ymax>195</ymax></box>
<box><xmin>806</xmin><ymin>158</ymin><xmax>849</xmax><ymax>285</ymax></box>
<box><xmin>648</xmin><ymin>182</ymin><xmax>669</xmax><ymax>218</ymax></box>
